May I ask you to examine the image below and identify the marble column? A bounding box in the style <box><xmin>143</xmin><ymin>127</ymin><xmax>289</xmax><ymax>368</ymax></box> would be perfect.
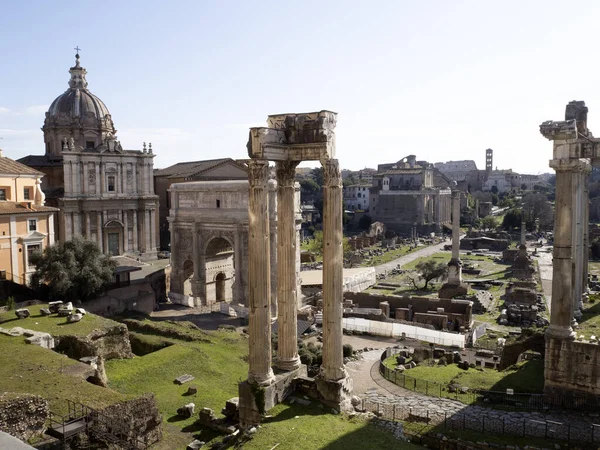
<box><xmin>275</xmin><ymin>161</ymin><xmax>300</xmax><ymax>371</ymax></box>
<box><xmin>150</xmin><ymin>209</ymin><xmax>157</xmax><ymax>252</ymax></box>
<box><xmin>247</xmin><ymin>159</ymin><xmax>275</xmax><ymax>386</ymax></box>
<box><xmin>85</xmin><ymin>212</ymin><xmax>91</xmax><ymax>238</ymax></box>
<box><xmin>73</xmin><ymin>212</ymin><xmax>81</xmax><ymax>237</ymax></box>
<box><xmin>520</xmin><ymin>220</ymin><xmax>526</xmax><ymax>246</ymax></box>
<box><xmin>233</xmin><ymin>230</ymin><xmax>243</xmax><ymax>304</ymax></box>
<box><xmin>64</xmin><ymin>212</ymin><xmax>73</xmax><ymax>241</ymax></box>
<box><xmin>123</xmin><ymin>210</ymin><xmax>129</xmax><ymax>252</ymax></box>
<box><xmin>572</xmin><ymin>170</ymin><xmax>584</xmax><ymax>321</ymax></box>
<box><xmin>447</xmin><ymin>190</ymin><xmax>462</xmax><ymax>285</ymax></box>
<box><xmin>132</xmin><ymin>211</ymin><xmax>139</xmax><ymax>252</ymax></box>
<box><xmin>547</xmin><ymin>159</ymin><xmax>588</xmax><ymax>339</ymax></box>
<box><xmin>193</xmin><ymin>229</ymin><xmax>206</xmax><ymax>306</ymax></box>
<box><xmin>82</xmin><ymin>164</ymin><xmax>88</xmax><ymax>195</ymax></box>
<box><xmin>96</xmin><ymin>211</ymin><xmax>102</xmax><ymax>251</ymax></box>
<box><xmin>143</xmin><ymin>210</ymin><xmax>150</xmax><ymax>253</ymax></box>
<box><xmin>582</xmin><ymin>172</ymin><xmax>590</xmax><ymax>303</ymax></box>
<box><xmin>320</xmin><ymin>158</ymin><xmax>347</xmax><ymax>382</ymax></box>
<box><xmin>269</xmin><ymin>180</ymin><xmax>278</xmax><ymax>318</ymax></box>
<box><xmin>133</xmin><ymin>163</ymin><xmax>138</xmax><ymax>195</ymax></box>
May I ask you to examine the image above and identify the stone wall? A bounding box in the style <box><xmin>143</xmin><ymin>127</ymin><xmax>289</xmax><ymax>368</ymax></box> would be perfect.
<box><xmin>344</xmin><ymin>291</ymin><xmax>472</xmax><ymax>330</ymax></box>
<box><xmin>0</xmin><ymin>394</ymin><xmax>48</xmax><ymax>442</ymax></box>
<box><xmin>94</xmin><ymin>394</ymin><xmax>162</xmax><ymax>447</ymax></box>
<box><xmin>84</xmin><ymin>281</ymin><xmax>156</xmax><ymax>317</ymax></box>
<box><xmin>55</xmin><ymin>324</ymin><xmax>134</xmax><ymax>360</ymax></box>
<box><xmin>545</xmin><ymin>338</ymin><xmax>600</xmax><ymax>397</ymax></box>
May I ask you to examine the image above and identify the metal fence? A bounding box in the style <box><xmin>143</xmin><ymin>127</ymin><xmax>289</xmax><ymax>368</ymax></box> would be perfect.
<box><xmin>379</xmin><ymin>353</ymin><xmax>600</xmax><ymax>412</ymax></box>
<box><xmin>361</xmin><ymin>398</ymin><xmax>600</xmax><ymax>445</ymax></box>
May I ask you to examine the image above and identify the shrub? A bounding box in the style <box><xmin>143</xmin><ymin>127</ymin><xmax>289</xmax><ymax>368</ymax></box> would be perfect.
<box><xmin>6</xmin><ymin>296</ymin><xmax>15</xmax><ymax>311</ymax></box>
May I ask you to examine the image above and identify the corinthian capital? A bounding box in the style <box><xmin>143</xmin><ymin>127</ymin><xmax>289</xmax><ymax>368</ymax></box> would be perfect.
<box><xmin>321</xmin><ymin>158</ymin><xmax>341</xmax><ymax>188</ymax></box>
<box><xmin>248</xmin><ymin>159</ymin><xmax>270</xmax><ymax>188</ymax></box>
<box><xmin>275</xmin><ymin>161</ymin><xmax>299</xmax><ymax>188</ymax></box>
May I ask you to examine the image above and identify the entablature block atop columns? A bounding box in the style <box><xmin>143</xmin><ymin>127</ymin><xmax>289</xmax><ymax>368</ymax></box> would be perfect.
<box><xmin>248</xmin><ymin>111</ymin><xmax>337</xmax><ymax>161</ymax></box>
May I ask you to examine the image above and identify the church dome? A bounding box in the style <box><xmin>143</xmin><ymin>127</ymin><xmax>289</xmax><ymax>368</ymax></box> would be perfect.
<box><xmin>47</xmin><ymin>87</ymin><xmax>111</xmax><ymax>120</ymax></box>
<box><xmin>43</xmin><ymin>53</ymin><xmax>116</xmax><ymax>156</ymax></box>
<box><xmin>45</xmin><ymin>53</ymin><xmax>113</xmax><ymax>126</ymax></box>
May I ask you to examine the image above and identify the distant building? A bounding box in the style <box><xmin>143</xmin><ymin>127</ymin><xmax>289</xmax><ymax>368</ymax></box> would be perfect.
<box><xmin>19</xmin><ymin>53</ymin><xmax>158</xmax><ymax>259</ymax></box>
<box><xmin>153</xmin><ymin>158</ymin><xmax>248</xmax><ymax>250</ymax></box>
<box><xmin>434</xmin><ymin>160</ymin><xmax>478</xmax><ymax>182</ymax></box>
<box><xmin>343</xmin><ymin>185</ymin><xmax>370</xmax><ymax>211</ymax></box>
<box><xmin>482</xmin><ymin>170</ymin><xmax>511</xmax><ymax>193</ymax></box>
<box><xmin>370</xmin><ymin>155</ymin><xmax>452</xmax><ymax>235</ymax></box>
<box><xmin>0</xmin><ymin>151</ymin><xmax>58</xmax><ymax>285</ymax></box>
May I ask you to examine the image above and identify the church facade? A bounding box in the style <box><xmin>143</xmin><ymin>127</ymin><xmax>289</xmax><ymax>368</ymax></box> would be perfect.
<box><xmin>19</xmin><ymin>54</ymin><xmax>158</xmax><ymax>259</ymax></box>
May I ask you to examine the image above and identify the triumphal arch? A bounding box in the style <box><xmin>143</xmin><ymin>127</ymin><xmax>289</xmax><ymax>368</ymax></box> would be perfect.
<box><xmin>239</xmin><ymin>111</ymin><xmax>352</xmax><ymax>426</ymax></box>
<box><xmin>540</xmin><ymin>101</ymin><xmax>600</xmax><ymax>399</ymax></box>
<box><xmin>168</xmin><ymin>179</ymin><xmax>302</xmax><ymax>310</ymax></box>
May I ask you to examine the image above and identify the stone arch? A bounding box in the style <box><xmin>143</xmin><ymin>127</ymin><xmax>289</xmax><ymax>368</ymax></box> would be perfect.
<box><xmin>204</xmin><ymin>236</ymin><xmax>235</xmax><ymax>304</ymax></box>
<box><xmin>183</xmin><ymin>259</ymin><xmax>194</xmax><ymax>297</ymax></box>
<box><xmin>104</xmin><ymin>219</ymin><xmax>124</xmax><ymax>256</ymax></box>
<box><xmin>215</xmin><ymin>272</ymin><xmax>226</xmax><ymax>302</ymax></box>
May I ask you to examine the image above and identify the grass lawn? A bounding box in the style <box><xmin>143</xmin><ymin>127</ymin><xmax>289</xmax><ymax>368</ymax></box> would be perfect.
<box><xmin>104</xmin><ymin>324</ymin><xmax>249</xmax><ymax>438</ymax></box>
<box><xmin>576</xmin><ymin>299</ymin><xmax>600</xmax><ymax>336</ymax></box>
<box><xmin>383</xmin><ymin>356</ymin><xmax>544</xmax><ymax>397</ymax></box>
<box><xmin>0</xmin><ymin>304</ymin><xmax>120</xmax><ymax>336</ymax></box>
<box><xmin>241</xmin><ymin>402</ymin><xmax>422</xmax><ymax>450</ymax></box>
<box><xmin>0</xmin><ymin>334</ymin><xmax>128</xmax><ymax>416</ymax></box>
<box><xmin>359</xmin><ymin>245</ymin><xmax>413</xmax><ymax>267</ymax></box>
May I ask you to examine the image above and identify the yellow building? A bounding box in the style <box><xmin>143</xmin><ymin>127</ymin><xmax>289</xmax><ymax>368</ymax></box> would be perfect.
<box><xmin>0</xmin><ymin>150</ymin><xmax>58</xmax><ymax>285</ymax></box>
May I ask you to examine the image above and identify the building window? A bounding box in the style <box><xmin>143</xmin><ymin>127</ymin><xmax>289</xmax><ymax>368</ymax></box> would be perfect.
<box><xmin>216</xmin><ymin>199</ymin><xmax>221</xmax><ymax>208</ymax></box>
<box><xmin>108</xmin><ymin>176</ymin><xmax>116</xmax><ymax>192</ymax></box>
<box><xmin>0</xmin><ymin>189</ymin><xmax>6</xmax><ymax>201</ymax></box>
<box><xmin>28</xmin><ymin>219</ymin><xmax>37</xmax><ymax>232</ymax></box>
<box><xmin>27</xmin><ymin>244</ymin><xmax>41</xmax><ymax>267</ymax></box>
<box><xmin>86</xmin><ymin>141</ymin><xmax>95</xmax><ymax>149</ymax></box>
<box><xmin>23</xmin><ymin>188</ymin><xmax>30</xmax><ymax>200</ymax></box>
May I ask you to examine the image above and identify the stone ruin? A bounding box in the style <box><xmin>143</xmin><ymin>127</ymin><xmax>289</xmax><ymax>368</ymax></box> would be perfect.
<box><xmin>540</xmin><ymin>101</ymin><xmax>600</xmax><ymax>399</ymax></box>
<box><xmin>438</xmin><ymin>189</ymin><xmax>468</xmax><ymax>299</ymax></box>
<box><xmin>238</xmin><ymin>111</ymin><xmax>352</xmax><ymax>427</ymax></box>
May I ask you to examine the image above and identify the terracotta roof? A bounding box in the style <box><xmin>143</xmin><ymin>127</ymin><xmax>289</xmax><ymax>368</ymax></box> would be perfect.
<box><xmin>154</xmin><ymin>158</ymin><xmax>230</xmax><ymax>177</ymax></box>
<box><xmin>154</xmin><ymin>158</ymin><xmax>248</xmax><ymax>179</ymax></box>
<box><xmin>0</xmin><ymin>202</ymin><xmax>59</xmax><ymax>215</ymax></box>
<box><xmin>0</xmin><ymin>156</ymin><xmax>45</xmax><ymax>175</ymax></box>
<box><xmin>376</xmin><ymin>169</ymin><xmax>424</xmax><ymax>176</ymax></box>
<box><xmin>17</xmin><ymin>155</ymin><xmax>63</xmax><ymax>168</ymax></box>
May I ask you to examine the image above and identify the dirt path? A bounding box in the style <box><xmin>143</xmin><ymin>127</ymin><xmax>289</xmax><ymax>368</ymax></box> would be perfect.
<box><xmin>374</xmin><ymin>240</ymin><xmax>450</xmax><ymax>275</ymax></box>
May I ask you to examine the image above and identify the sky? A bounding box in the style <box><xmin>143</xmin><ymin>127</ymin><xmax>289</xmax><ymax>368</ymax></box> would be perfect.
<box><xmin>2</xmin><ymin>1</ymin><xmax>600</xmax><ymax>174</ymax></box>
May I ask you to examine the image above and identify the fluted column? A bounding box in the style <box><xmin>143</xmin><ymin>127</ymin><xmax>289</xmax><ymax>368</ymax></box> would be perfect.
<box><xmin>96</xmin><ymin>211</ymin><xmax>103</xmax><ymax>252</ymax></box>
<box><xmin>276</xmin><ymin>161</ymin><xmax>300</xmax><ymax>371</ymax></box>
<box><xmin>320</xmin><ymin>159</ymin><xmax>347</xmax><ymax>382</ymax></box>
<box><xmin>547</xmin><ymin>159</ymin><xmax>589</xmax><ymax>339</ymax></box>
<box><xmin>247</xmin><ymin>159</ymin><xmax>275</xmax><ymax>385</ymax></box>
<box><xmin>583</xmin><ymin>172</ymin><xmax>590</xmax><ymax>302</ymax></box>
<box><xmin>150</xmin><ymin>209</ymin><xmax>157</xmax><ymax>252</ymax></box>
<box><xmin>572</xmin><ymin>170</ymin><xmax>584</xmax><ymax>321</ymax></box>
<box><xmin>447</xmin><ymin>189</ymin><xmax>462</xmax><ymax>285</ymax></box>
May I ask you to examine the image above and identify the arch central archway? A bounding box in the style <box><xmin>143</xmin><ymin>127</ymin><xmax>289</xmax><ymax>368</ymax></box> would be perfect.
<box><xmin>205</xmin><ymin>237</ymin><xmax>235</xmax><ymax>304</ymax></box>
<box><xmin>182</xmin><ymin>259</ymin><xmax>194</xmax><ymax>297</ymax></box>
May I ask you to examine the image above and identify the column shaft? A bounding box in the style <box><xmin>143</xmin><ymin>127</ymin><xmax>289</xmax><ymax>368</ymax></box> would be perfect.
<box><xmin>85</xmin><ymin>212</ymin><xmax>91</xmax><ymax>238</ymax></box>
<box><xmin>123</xmin><ymin>210</ymin><xmax>129</xmax><ymax>252</ymax></box>
<box><xmin>247</xmin><ymin>159</ymin><xmax>275</xmax><ymax>385</ymax></box>
<box><xmin>132</xmin><ymin>211</ymin><xmax>139</xmax><ymax>252</ymax></box>
<box><xmin>451</xmin><ymin>191</ymin><xmax>460</xmax><ymax>261</ymax></box>
<box><xmin>547</xmin><ymin>159</ymin><xmax>583</xmax><ymax>338</ymax></box>
<box><xmin>321</xmin><ymin>159</ymin><xmax>347</xmax><ymax>381</ymax></box>
<box><xmin>276</xmin><ymin>161</ymin><xmax>300</xmax><ymax>371</ymax></box>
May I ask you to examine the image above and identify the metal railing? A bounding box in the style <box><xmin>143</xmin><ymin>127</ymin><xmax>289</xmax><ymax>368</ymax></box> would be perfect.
<box><xmin>361</xmin><ymin>397</ymin><xmax>600</xmax><ymax>445</ymax></box>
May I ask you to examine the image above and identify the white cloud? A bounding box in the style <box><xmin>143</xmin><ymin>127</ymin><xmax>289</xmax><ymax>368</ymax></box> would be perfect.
<box><xmin>0</xmin><ymin>107</ymin><xmax>10</xmax><ymax>114</ymax></box>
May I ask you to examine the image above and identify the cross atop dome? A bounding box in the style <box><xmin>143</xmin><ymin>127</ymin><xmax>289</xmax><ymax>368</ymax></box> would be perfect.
<box><xmin>68</xmin><ymin>47</ymin><xmax>88</xmax><ymax>90</ymax></box>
